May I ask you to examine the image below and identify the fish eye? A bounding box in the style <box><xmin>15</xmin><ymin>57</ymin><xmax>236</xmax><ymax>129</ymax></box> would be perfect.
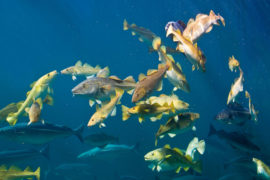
<box><xmin>47</xmin><ymin>74</ymin><xmax>50</xmax><ymax>77</ymax></box>
<box><xmin>151</xmin><ymin>152</ymin><xmax>155</xmax><ymax>156</ymax></box>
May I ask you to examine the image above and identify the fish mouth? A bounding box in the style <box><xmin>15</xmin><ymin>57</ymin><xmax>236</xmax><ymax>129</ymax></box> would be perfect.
<box><xmin>144</xmin><ymin>156</ymin><xmax>151</xmax><ymax>161</ymax></box>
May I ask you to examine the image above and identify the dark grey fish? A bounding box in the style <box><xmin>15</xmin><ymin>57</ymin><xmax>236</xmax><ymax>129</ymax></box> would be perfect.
<box><xmin>165</xmin><ymin>20</ymin><xmax>186</xmax><ymax>33</ymax></box>
<box><xmin>0</xmin><ymin>145</ymin><xmax>49</xmax><ymax>164</ymax></box>
<box><xmin>84</xmin><ymin>133</ymin><xmax>119</xmax><ymax>148</ymax></box>
<box><xmin>72</xmin><ymin>76</ymin><xmax>135</xmax><ymax>103</ymax></box>
<box><xmin>215</xmin><ymin>103</ymin><xmax>251</xmax><ymax>125</ymax></box>
<box><xmin>0</xmin><ymin>122</ymin><xmax>84</xmax><ymax>145</ymax></box>
<box><xmin>208</xmin><ymin>124</ymin><xmax>260</xmax><ymax>153</ymax></box>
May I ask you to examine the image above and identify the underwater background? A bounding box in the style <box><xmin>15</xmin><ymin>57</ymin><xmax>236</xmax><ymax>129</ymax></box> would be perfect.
<box><xmin>0</xmin><ymin>0</ymin><xmax>270</xmax><ymax>179</ymax></box>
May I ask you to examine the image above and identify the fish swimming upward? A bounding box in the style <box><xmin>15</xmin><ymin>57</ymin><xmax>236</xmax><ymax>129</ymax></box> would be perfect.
<box><xmin>227</xmin><ymin>67</ymin><xmax>244</xmax><ymax>104</ymax></box>
<box><xmin>6</xmin><ymin>70</ymin><xmax>57</xmax><ymax>126</ymax></box>
<box><xmin>132</xmin><ymin>64</ymin><xmax>168</xmax><ymax>103</ymax></box>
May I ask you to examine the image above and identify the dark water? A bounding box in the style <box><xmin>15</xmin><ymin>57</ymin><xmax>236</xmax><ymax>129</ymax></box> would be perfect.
<box><xmin>0</xmin><ymin>0</ymin><xmax>270</xmax><ymax>179</ymax></box>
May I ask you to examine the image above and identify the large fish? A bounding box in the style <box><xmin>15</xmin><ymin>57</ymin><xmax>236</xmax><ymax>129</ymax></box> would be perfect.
<box><xmin>0</xmin><ymin>165</ymin><xmax>40</xmax><ymax>180</ymax></box>
<box><xmin>166</xmin><ymin>24</ymin><xmax>206</xmax><ymax>72</ymax></box>
<box><xmin>0</xmin><ymin>145</ymin><xmax>49</xmax><ymax>164</ymax></box>
<box><xmin>155</xmin><ymin>112</ymin><xmax>200</xmax><ymax>145</ymax></box>
<box><xmin>88</xmin><ymin>88</ymin><xmax>124</xmax><ymax>128</ymax></box>
<box><xmin>208</xmin><ymin>124</ymin><xmax>260</xmax><ymax>153</ymax></box>
<box><xmin>61</xmin><ymin>60</ymin><xmax>109</xmax><ymax>80</ymax></box>
<box><xmin>72</xmin><ymin>75</ymin><xmax>135</xmax><ymax>107</ymax></box>
<box><xmin>132</xmin><ymin>64</ymin><xmax>168</xmax><ymax>103</ymax></box>
<box><xmin>0</xmin><ymin>122</ymin><xmax>84</xmax><ymax>145</ymax></box>
<box><xmin>77</xmin><ymin>143</ymin><xmax>139</xmax><ymax>160</ymax></box>
<box><xmin>215</xmin><ymin>103</ymin><xmax>253</xmax><ymax>126</ymax></box>
<box><xmin>7</xmin><ymin>70</ymin><xmax>57</xmax><ymax>126</ymax></box>
<box><xmin>83</xmin><ymin>133</ymin><xmax>119</xmax><ymax>148</ymax></box>
<box><xmin>152</xmin><ymin>37</ymin><xmax>190</xmax><ymax>93</ymax></box>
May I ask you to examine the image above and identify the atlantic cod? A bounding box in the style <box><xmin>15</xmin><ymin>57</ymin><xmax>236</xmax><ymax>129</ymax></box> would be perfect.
<box><xmin>0</xmin><ymin>165</ymin><xmax>40</xmax><ymax>180</ymax></box>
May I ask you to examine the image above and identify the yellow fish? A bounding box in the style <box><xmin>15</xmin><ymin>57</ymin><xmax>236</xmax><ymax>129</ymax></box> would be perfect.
<box><xmin>0</xmin><ymin>165</ymin><xmax>40</xmax><ymax>180</ymax></box>
<box><xmin>228</xmin><ymin>55</ymin><xmax>240</xmax><ymax>72</ymax></box>
<box><xmin>227</xmin><ymin>68</ymin><xmax>244</xmax><ymax>104</ymax></box>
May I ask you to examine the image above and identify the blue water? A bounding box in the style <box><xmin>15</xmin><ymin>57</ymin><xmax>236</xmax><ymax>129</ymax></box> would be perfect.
<box><xmin>1</xmin><ymin>0</ymin><xmax>270</xmax><ymax>179</ymax></box>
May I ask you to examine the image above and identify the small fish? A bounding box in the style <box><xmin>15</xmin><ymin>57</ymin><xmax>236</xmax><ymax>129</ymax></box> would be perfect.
<box><xmin>61</xmin><ymin>60</ymin><xmax>109</xmax><ymax>80</ymax></box>
<box><xmin>132</xmin><ymin>64</ymin><xmax>168</xmax><ymax>103</ymax></box>
<box><xmin>152</xmin><ymin>37</ymin><xmax>190</xmax><ymax>93</ymax></box>
<box><xmin>25</xmin><ymin>98</ymin><xmax>42</xmax><ymax>125</ymax></box>
<box><xmin>208</xmin><ymin>124</ymin><xmax>260</xmax><ymax>153</ymax></box>
<box><xmin>123</xmin><ymin>19</ymin><xmax>157</xmax><ymax>47</ymax></box>
<box><xmin>182</xmin><ymin>10</ymin><xmax>225</xmax><ymax>43</ymax></box>
<box><xmin>0</xmin><ymin>101</ymin><xmax>23</xmax><ymax>122</ymax></box>
<box><xmin>228</xmin><ymin>56</ymin><xmax>240</xmax><ymax>72</ymax></box>
<box><xmin>155</xmin><ymin>112</ymin><xmax>200</xmax><ymax>145</ymax></box>
<box><xmin>88</xmin><ymin>88</ymin><xmax>124</xmax><ymax>128</ymax></box>
<box><xmin>245</xmin><ymin>91</ymin><xmax>258</xmax><ymax>123</ymax></box>
<box><xmin>83</xmin><ymin>133</ymin><xmax>119</xmax><ymax>148</ymax></box>
<box><xmin>145</xmin><ymin>94</ymin><xmax>189</xmax><ymax>111</ymax></box>
<box><xmin>122</xmin><ymin>103</ymin><xmax>175</xmax><ymax>123</ymax></box>
<box><xmin>78</xmin><ymin>143</ymin><xmax>139</xmax><ymax>160</ymax></box>
<box><xmin>7</xmin><ymin>70</ymin><xmax>57</xmax><ymax>126</ymax></box>
<box><xmin>215</xmin><ymin>103</ymin><xmax>253</xmax><ymax>125</ymax></box>
<box><xmin>72</xmin><ymin>76</ymin><xmax>135</xmax><ymax>107</ymax></box>
<box><xmin>253</xmin><ymin>158</ymin><xmax>270</xmax><ymax>179</ymax></box>
<box><xmin>165</xmin><ymin>20</ymin><xmax>187</xmax><ymax>34</ymax></box>
<box><xmin>227</xmin><ymin>67</ymin><xmax>244</xmax><ymax>104</ymax></box>
<box><xmin>0</xmin><ymin>165</ymin><xmax>40</xmax><ymax>180</ymax></box>
<box><xmin>0</xmin><ymin>145</ymin><xmax>49</xmax><ymax>164</ymax></box>
<box><xmin>144</xmin><ymin>144</ymin><xmax>203</xmax><ymax>173</ymax></box>
<box><xmin>166</xmin><ymin>24</ymin><xmax>206</xmax><ymax>72</ymax></box>
<box><xmin>0</xmin><ymin>122</ymin><xmax>84</xmax><ymax>145</ymax></box>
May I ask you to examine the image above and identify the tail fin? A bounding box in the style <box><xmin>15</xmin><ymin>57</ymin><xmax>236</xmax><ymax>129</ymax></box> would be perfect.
<box><xmin>152</xmin><ymin>37</ymin><xmax>161</xmax><ymax>51</ymax></box>
<box><xmin>193</xmin><ymin>160</ymin><xmax>202</xmax><ymax>174</ymax></box>
<box><xmin>185</xmin><ymin>137</ymin><xmax>205</xmax><ymax>158</ymax></box>
<box><xmin>97</xmin><ymin>66</ymin><xmax>110</xmax><ymax>78</ymax></box>
<box><xmin>40</xmin><ymin>145</ymin><xmax>50</xmax><ymax>160</ymax></box>
<box><xmin>74</xmin><ymin>124</ymin><xmax>84</xmax><ymax>143</ymax></box>
<box><xmin>208</xmin><ymin>124</ymin><xmax>217</xmax><ymax>137</ymax></box>
<box><xmin>43</xmin><ymin>95</ymin><xmax>54</xmax><ymax>106</ymax></box>
<box><xmin>34</xmin><ymin>167</ymin><xmax>41</xmax><ymax>180</ymax></box>
<box><xmin>209</xmin><ymin>10</ymin><xmax>216</xmax><ymax>17</ymax></box>
<box><xmin>123</xmin><ymin>19</ymin><xmax>129</xmax><ymax>30</ymax></box>
<box><xmin>196</xmin><ymin>140</ymin><xmax>206</xmax><ymax>155</ymax></box>
<box><xmin>121</xmin><ymin>105</ymin><xmax>131</xmax><ymax>121</ymax></box>
<box><xmin>218</xmin><ymin>14</ymin><xmax>225</xmax><ymax>26</ymax></box>
<box><xmin>6</xmin><ymin>113</ymin><xmax>18</xmax><ymax>126</ymax></box>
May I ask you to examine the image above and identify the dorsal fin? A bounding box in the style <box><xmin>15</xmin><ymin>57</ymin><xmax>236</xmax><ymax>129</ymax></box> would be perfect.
<box><xmin>176</xmin><ymin>62</ymin><xmax>183</xmax><ymax>71</ymax></box>
<box><xmin>24</xmin><ymin>166</ymin><xmax>33</xmax><ymax>172</ymax></box>
<box><xmin>9</xmin><ymin>165</ymin><xmax>21</xmax><ymax>171</ymax></box>
<box><xmin>147</xmin><ymin>69</ymin><xmax>158</xmax><ymax>76</ymax></box>
<box><xmin>173</xmin><ymin>147</ymin><xmax>183</xmax><ymax>156</ymax></box>
<box><xmin>164</xmin><ymin>144</ymin><xmax>171</xmax><ymax>149</ymax></box>
<box><xmin>83</xmin><ymin>63</ymin><xmax>92</xmax><ymax>68</ymax></box>
<box><xmin>75</xmin><ymin>60</ymin><xmax>82</xmax><ymax>66</ymax></box>
<box><xmin>196</xmin><ymin>13</ymin><xmax>204</xmax><ymax>20</ymax></box>
<box><xmin>138</xmin><ymin>73</ymin><xmax>146</xmax><ymax>81</ymax></box>
<box><xmin>109</xmin><ymin>76</ymin><xmax>121</xmax><ymax>81</ymax></box>
<box><xmin>124</xmin><ymin>76</ymin><xmax>136</xmax><ymax>83</ymax></box>
<box><xmin>187</xmin><ymin>18</ymin><xmax>195</xmax><ymax>25</ymax></box>
<box><xmin>30</xmin><ymin>81</ymin><xmax>36</xmax><ymax>88</ymax></box>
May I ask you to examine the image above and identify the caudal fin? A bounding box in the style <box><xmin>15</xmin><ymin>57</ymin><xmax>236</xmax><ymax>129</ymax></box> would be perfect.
<box><xmin>208</xmin><ymin>124</ymin><xmax>217</xmax><ymax>137</ymax></box>
<box><xmin>193</xmin><ymin>160</ymin><xmax>203</xmax><ymax>174</ymax></box>
<box><xmin>34</xmin><ymin>167</ymin><xmax>41</xmax><ymax>180</ymax></box>
<box><xmin>40</xmin><ymin>145</ymin><xmax>50</xmax><ymax>160</ymax></box>
<box><xmin>6</xmin><ymin>113</ymin><xmax>18</xmax><ymax>126</ymax></box>
<box><xmin>123</xmin><ymin>19</ymin><xmax>129</xmax><ymax>30</ymax></box>
<box><xmin>74</xmin><ymin>124</ymin><xmax>84</xmax><ymax>143</ymax></box>
<box><xmin>121</xmin><ymin>105</ymin><xmax>131</xmax><ymax>121</ymax></box>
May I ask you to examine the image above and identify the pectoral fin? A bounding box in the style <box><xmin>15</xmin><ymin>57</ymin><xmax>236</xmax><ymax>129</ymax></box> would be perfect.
<box><xmin>156</xmin><ymin>80</ymin><xmax>163</xmax><ymax>91</ymax></box>
<box><xmin>111</xmin><ymin>107</ymin><xmax>117</xmax><ymax>116</ymax></box>
<box><xmin>206</xmin><ymin>25</ymin><xmax>213</xmax><ymax>33</ymax></box>
<box><xmin>72</xmin><ymin>75</ymin><xmax>77</xmax><ymax>81</ymax></box>
<box><xmin>168</xmin><ymin>133</ymin><xmax>176</xmax><ymax>138</ymax></box>
<box><xmin>89</xmin><ymin>100</ymin><xmax>95</xmax><ymax>107</ymax></box>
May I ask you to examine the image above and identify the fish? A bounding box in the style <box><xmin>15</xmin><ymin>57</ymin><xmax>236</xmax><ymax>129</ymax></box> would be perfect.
<box><xmin>0</xmin><ymin>101</ymin><xmax>24</xmax><ymax>123</ymax></box>
<box><xmin>182</xmin><ymin>10</ymin><xmax>225</xmax><ymax>43</ymax></box>
<box><xmin>208</xmin><ymin>124</ymin><xmax>260</xmax><ymax>153</ymax></box>
<box><xmin>144</xmin><ymin>144</ymin><xmax>203</xmax><ymax>173</ymax></box>
<box><xmin>166</xmin><ymin>24</ymin><xmax>206</xmax><ymax>72</ymax></box>
<box><xmin>72</xmin><ymin>75</ymin><xmax>135</xmax><ymax>107</ymax></box>
<box><xmin>227</xmin><ymin>67</ymin><xmax>244</xmax><ymax>104</ymax></box>
<box><xmin>123</xmin><ymin>19</ymin><xmax>157</xmax><ymax>47</ymax></box>
<box><xmin>145</xmin><ymin>94</ymin><xmax>189</xmax><ymax>112</ymax></box>
<box><xmin>6</xmin><ymin>70</ymin><xmax>57</xmax><ymax>126</ymax></box>
<box><xmin>0</xmin><ymin>165</ymin><xmax>40</xmax><ymax>180</ymax></box>
<box><xmin>215</xmin><ymin>103</ymin><xmax>253</xmax><ymax>125</ymax></box>
<box><xmin>165</xmin><ymin>20</ymin><xmax>187</xmax><ymax>34</ymax></box>
<box><xmin>152</xmin><ymin>37</ymin><xmax>190</xmax><ymax>93</ymax></box>
<box><xmin>132</xmin><ymin>64</ymin><xmax>168</xmax><ymax>103</ymax></box>
<box><xmin>61</xmin><ymin>60</ymin><xmax>109</xmax><ymax>80</ymax></box>
<box><xmin>88</xmin><ymin>88</ymin><xmax>124</xmax><ymax>128</ymax></box>
<box><xmin>83</xmin><ymin>133</ymin><xmax>119</xmax><ymax>148</ymax></box>
<box><xmin>25</xmin><ymin>98</ymin><xmax>42</xmax><ymax>125</ymax></box>
<box><xmin>0</xmin><ymin>122</ymin><xmax>84</xmax><ymax>145</ymax></box>
<box><xmin>228</xmin><ymin>56</ymin><xmax>240</xmax><ymax>72</ymax></box>
<box><xmin>77</xmin><ymin>143</ymin><xmax>139</xmax><ymax>160</ymax></box>
<box><xmin>0</xmin><ymin>145</ymin><xmax>49</xmax><ymax>164</ymax></box>
<box><xmin>224</xmin><ymin>156</ymin><xmax>256</xmax><ymax>171</ymax></box>
<box><xmin>122</xmin><ymin>103</ymin><xmax>175</xmax><ymax>123</ymax></box>
<box><xmin>155</xmin><ymin>112</ymin><xmax>200</xmax><ymax>145</ymax></box>
<box><xmin>253</xmin><ymin>158</ymin><xmax>270</xmax><ymax>179</ymax></box>
<box><xmin>245</xmin><ymin>91</ymin><xmax>258</xmax><ymax>123</ymax></box>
